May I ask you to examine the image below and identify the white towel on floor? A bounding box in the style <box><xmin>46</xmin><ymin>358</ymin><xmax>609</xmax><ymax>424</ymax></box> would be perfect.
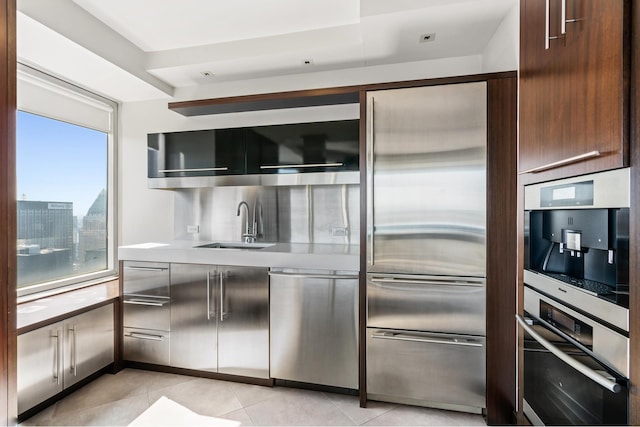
<box><xmin>128</xmin><ymin>396</ymin><xmax>241</xmax><ymax>427</ymax></box>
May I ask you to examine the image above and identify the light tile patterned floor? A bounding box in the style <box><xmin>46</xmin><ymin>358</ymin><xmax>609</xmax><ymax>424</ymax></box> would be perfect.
<box><xmin>20</xmin><ymin>369</ymin><xmax>487</xmax><ymax>426</ymax></box>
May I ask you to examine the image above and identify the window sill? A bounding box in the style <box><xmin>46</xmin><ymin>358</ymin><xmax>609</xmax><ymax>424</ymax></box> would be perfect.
<box><xmin>17</xmin><ymin>277</ymin><xmax>120</xmax><ymax>334</ymax></box>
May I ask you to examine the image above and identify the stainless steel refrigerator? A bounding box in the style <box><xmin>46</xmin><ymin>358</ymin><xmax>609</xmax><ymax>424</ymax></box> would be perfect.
<box><xmin>365</xmin><ymin>82</ymin><xmax>487</xmax><ymax>413</ymax></box>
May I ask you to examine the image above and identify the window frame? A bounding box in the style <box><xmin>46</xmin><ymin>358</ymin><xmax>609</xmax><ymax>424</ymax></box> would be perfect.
<box><xmin>16</xmin><ymin>64</ymin><xmax>118</xmax><ymax>298</ymax></box>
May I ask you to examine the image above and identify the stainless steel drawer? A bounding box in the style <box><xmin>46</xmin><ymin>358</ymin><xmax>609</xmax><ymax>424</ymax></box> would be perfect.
<box><xmin>366</xmin><ymin>328</ymin><xmax>486</xmax><ymax>410</ymax></box>
<box><xmin>123</xmin><ymin>327</ymin><xmax>170</xmax><ymax>365</ymax></box>
<box><xmin>123</xmin><ymin>295</ymin><xmax>170</xmax><ymax>331</ymax></box>
<box><xmin>367</xmin><ymin>274</ymin><xmax>485</xmax><ymax>336</ymax></box>
<box><xmin>123</xmin><ymin>261</ymin><xmax>170</xmax><ymax>297</ymax></box>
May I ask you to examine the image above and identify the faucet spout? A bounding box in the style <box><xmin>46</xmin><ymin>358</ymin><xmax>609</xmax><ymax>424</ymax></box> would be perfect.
<box><xmin>236</xmin><ymin>201</ymin><xmax>253</xmax><ymax>242</ymax></box>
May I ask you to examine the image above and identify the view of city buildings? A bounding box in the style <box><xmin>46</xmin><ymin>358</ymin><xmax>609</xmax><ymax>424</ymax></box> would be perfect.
<box><xmin>17</xmin><ymin>189</ymin><xmax>107</xmax><ymax>288</ymax></box>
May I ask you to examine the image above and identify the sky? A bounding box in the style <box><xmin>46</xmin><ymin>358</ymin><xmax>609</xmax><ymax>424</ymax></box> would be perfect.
<box><xmin>16</xmin><ymin>111</ymin><xmax>108</xmax><ymax>217</ymax></box>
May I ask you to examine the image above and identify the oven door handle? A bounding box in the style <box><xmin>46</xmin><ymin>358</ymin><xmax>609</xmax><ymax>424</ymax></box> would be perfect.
<box><xmin>516</xmin><ymin>314</ymin><xmax>622</xmax><ymax>393</ymax></box>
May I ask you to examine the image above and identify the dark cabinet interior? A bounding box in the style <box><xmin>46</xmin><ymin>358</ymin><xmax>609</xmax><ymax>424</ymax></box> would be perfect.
<box><xmin>519</xmin><ymin>0</ymin><xmax>628</xmax><ymax>181</ymax></box>
<box><xmin>148</xmin><ymin>120</ymin><xmax>359</xmax><ymax>180</ymax></box>
<box><xmin>246</xmin><ymin>120</ymin><xmax>359</xmax><ymax>174</ymax></box>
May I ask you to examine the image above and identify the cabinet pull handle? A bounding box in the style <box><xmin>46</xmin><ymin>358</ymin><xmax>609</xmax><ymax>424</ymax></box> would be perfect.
<box><xmin>52</xmin><ymin>330</ymin><xmax>61</xmax><ymax>385</ymax></box>
<box><xmin>125</xmin><ymin>266</ymin><xmax>168</xmax><ymax>272</ymax></box>
<box><xmin>516</xmin><ymin>315</ymin><xmax>621</xmax><ymax>393</ymax></box>
<box><xmin>259</xmin><ymin>162</ymin><xmax>343</xmax><ymax>169</ymax></box>
<box><xmin>269</xmin><ymin>271</ymin><xmax>359</xmax><ymax>280</ymax></box>
<box><xmin>519</xmin><ymin>150</ymin><xmax>600</xmax><ymax>174</ymax></box>
<box><xmin>159</xmin><ymin>167</ymin><xmax>229</xmax><ymax>173</ymax></box>
<box><xmin>69</xmin><ymin>324</ymin><xmax>77</xmax><ymax>376</ymax></box>
<box><xmin>371</xmin><ymin>332</ymin><xmax>483</xmax><ymax>348</ymax></box>
<box><xmin>219</xmin><ymin>271</ymin><xmax>226</xmax><ymax>322</ymax></box>
<box><xmin>562</xmin><ymin>0</ymin><xmax>580</xmax><ymax>34</ymax></box>
<box><xmin>545</xmin><ymin>0</ymin><xmax>563</xmax><ymax>49</ymax></box>
<box><xmin>128</xmin><ymin>332</ymin><xmax>164</xmax><ymax>341</ymax></box>
<box><xmin>206</xmin><ymin>272</ymin><xmax>211</xmax><ymax>320</ymax></box>
<box><xmin>123</xmin><ymin>299</ymin><xmax>169</xmax><ymax>307</ymax></box>
<box><xmin>367</xmin><ymin>96</ymin><xmax>375</xmax><ymax>268</ymax></box>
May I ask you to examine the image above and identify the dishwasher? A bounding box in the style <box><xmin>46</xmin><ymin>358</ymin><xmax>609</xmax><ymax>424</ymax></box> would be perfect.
<box><xmin>269</xmin><ymin>268</ymin><xmax>359</xmax><ymax>389</ymax></box>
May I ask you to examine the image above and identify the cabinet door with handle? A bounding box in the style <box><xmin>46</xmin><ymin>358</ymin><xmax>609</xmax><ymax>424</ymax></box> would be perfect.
<box><xmin>17</xmin><ymin>324</ymin><xmax>64</xmax><ymax>414</ymax></box>
<box><xmin>170</xmin><ymin>263</ymin><xmax>218</xmax><ymax>371</ymax></box>
<box><xmin>63</xmin><ymin>304</ymin><xmax>115</xmax><ymax>389</ymax></box>
<box><xmin>217</xmin><ymin>266</ymin><xmax>269</xmax><ymax>378</ymax></box>
<box><xmin>148</xmin><ymin>129</ymin><xmax>245</xmax><ymax>178</ymax></box>
<box><xmin>519</xmin><ymin>0</ymin><xmax>628</xmax><ymax>180</ymax></box>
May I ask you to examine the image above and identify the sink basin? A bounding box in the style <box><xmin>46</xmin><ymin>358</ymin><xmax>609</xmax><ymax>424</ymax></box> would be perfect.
<box><xmin>194</xmin><ymin>242</ymin><xmax>275</xmax><ymax>250</ymax></box>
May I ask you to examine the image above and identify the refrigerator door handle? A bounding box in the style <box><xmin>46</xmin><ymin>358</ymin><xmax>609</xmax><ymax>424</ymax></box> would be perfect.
<box><xmin>369</xmin><ymin>276</ymin><xmax>485</xmax><ymax>287</ymax></box>
<box><xmin>367</xmin><ymin>96</ymin><xmax>375</xmax><ymax>268</ymax></box>
<box><xmin>371</xmin><ymin>332</ymin><xmax>483</xmax><ymax>348</ymax></box>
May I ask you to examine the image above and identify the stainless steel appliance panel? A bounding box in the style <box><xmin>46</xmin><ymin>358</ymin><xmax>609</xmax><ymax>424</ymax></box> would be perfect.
<box><xmin>519</xmin><ymin>315</ymin><xmax>628</xmax><ymax>425</ymax></box>
<box><xmin>217</xmin><ymin>266</ymin><xmax>269</xmax><ymax>378</ymax></box>
<box><xmin>122</xmin><ymin>261</ymin><xmax>170</xmax><ymax>297</ymax></box>
<box><xmin>63</xmin><ymin>304</ymin><xmax>114</xmax><ymax>388</ymax></box>
<box><xmin>367</xmin><ymin>328</ymin><xmax>486</xmax><ymax>410</ymax></box>
<box><xmin>123</xmin><ymin>327</ymin><xmax>170</xmax><ymax>366</ymax></box>
<box><xmin>170</xmin><ymin>264</ymin><xmax>217</xmax><ymax>371</ymax></box>
<box><xmin>524</xmin><ymin>285</ymin><xmax>629</xmax><ymax>376</ymax></box>
<box><xmin>367</xmin><ymin>274</ymin><xmax>486</xmax><ymax>336</ymax></box>
<box><xmin>270</xmin><ymin>268</ymin><xmax>359</xmax><ymax>389</ymax></box>
<box><xmin>366</xmin><ymin>83</ymin><xmax>487</xmax><ymax>276</ymax></box>
<box><xmin>17</xmin><ymin>324</ymin><xmax>64</xmax><ymax>414</ymax></box>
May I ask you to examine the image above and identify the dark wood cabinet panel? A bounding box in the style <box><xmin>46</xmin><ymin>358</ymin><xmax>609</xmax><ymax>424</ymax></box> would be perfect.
<box><xmin>519</xmin><ymin>0</ymin><xmax>629</xmax><ymax>182</ymax></box>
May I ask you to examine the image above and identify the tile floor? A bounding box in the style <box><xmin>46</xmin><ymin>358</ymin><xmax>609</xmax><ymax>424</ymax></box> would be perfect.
<box><xmin>20</xmin><ymin>369</ymin><xmax>486</xmax><ymax>426</ymax></box>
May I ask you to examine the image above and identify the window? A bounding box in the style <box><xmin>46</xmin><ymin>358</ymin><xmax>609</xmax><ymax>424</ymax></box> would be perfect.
<box><xmin>16</xmin><ymin>65</ymin><xmax>117</xmax><ymax>296</ymax></box>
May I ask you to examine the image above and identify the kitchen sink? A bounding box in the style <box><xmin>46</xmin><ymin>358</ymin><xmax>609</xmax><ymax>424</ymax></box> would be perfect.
<box><xmin>194</xmin><ymin>242</ymin><xmax>275</xmax><ymax>250</ymax></box>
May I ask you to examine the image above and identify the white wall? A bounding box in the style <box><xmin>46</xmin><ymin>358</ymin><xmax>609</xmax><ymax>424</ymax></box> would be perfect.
<box><xmin>119</xmin><ymin>54</ymin><xmax>484</xmax><ymax>245</ymax></box>
<box><xmin>482</xmin><ymin>3</ymin><xmax>519</xmax><ymax>73</ymax></box>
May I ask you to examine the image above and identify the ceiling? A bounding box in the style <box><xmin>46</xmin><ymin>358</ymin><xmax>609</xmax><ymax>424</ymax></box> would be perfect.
<box><xmin>16</xmin><ymin>0</ymin><xmax>517</xmax><ymax>101</ymax></box>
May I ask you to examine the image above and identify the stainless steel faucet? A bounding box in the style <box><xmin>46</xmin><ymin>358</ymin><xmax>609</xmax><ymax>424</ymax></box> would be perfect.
<box><xmin>236</xmin><ymin>201</ymin><xmax>254</xmax><ymax>243</ymax></box>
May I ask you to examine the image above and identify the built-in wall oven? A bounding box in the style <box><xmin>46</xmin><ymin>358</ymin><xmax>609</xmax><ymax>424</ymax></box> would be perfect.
<box><xmin>521</xmin><ymin>168</ymin><xmax>630</xmax><ymax>426</ymax></box>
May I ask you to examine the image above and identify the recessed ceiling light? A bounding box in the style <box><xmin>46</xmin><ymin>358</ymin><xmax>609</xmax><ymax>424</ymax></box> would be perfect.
<box><xmin>200</xmin><ymin>71</ymin><xmax>215</xmax><ymax>77</ymax></box>
<box><xmin>302</xmin><ymin>59</ymin><xmax>314</xmax><ymax>66</ymax></box>
<box><xmin>419</xmin><ymin>33</ymin><xmax>436</xmax><ymax>43</ymax></box>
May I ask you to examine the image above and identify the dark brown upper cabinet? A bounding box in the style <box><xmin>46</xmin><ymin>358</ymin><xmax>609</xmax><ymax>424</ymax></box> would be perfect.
<box><xmin>519</xmin><ymin>0</ymin><xmax>629</xmax><ymax>183</ymax></box>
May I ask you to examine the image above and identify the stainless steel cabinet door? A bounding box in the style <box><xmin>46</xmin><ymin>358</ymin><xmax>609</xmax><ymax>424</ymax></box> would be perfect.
<box><xmin>18</xmin><ymin>324</ymin><xmax>64</xmax><ymax>414</ymax></box>
<box><xmin>64</xmin><ymin>304</ymin><xmax>114</xmax><ymax>388</ymax></box>
<box><xmin>218</xmin><ymin>266</ymin><xmax>269</xmax><ymax>378</ymax></box>
<box><xmin>170</xmin><ymin>264</ymin><xmax>217</xmax><ymax>371</ymax></box>
<box><xmin>366</xmin><ymin>83</ymin><xmax>487</xmax><ymax>276</ymax></box>
<box><xmin>270</xmin><ymin>269</ymin><xmax>359</xmax><ymax>388</ymax></box>
<box><xmin>367</xmin><ymin>274</ymin><xmax>486</xmax><ymax>336</ymax></box>
<box><xmin>367</xmin><ymin>328</ymin><xmax>486</xmax><ymax>410</ymax></box>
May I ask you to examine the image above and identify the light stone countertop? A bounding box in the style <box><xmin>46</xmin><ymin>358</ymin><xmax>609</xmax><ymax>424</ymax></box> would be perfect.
<box><xmin>118</xmin><ymin>240</ymin><xmax>360</xmax><ymax>271</ymax></box>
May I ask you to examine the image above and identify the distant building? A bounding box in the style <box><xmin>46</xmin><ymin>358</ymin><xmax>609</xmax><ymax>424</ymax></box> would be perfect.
<box><xmin>17</xmin><ymin>200</ymin><xmax>74</xmax><ymax>287</ymax></box>
<box><xmin>79</xmin><ymin>189</ymin><xmax>107</xmax><ymax>270</ymax></box>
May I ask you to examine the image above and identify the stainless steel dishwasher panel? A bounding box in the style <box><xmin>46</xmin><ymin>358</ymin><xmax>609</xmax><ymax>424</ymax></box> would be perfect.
<box><xmin>269</xmin><ymin>268</ymin><xmax>359</xmax><ymax>389</ymax></box>
<box><xmin>367</xmin><ymin>274</ymin><xmax>486</xmax><ymax>336</ymax></box>
<box><xmin>218</xmin><ymin>266</ymin><xmax>269</xmax><ymax>378</ymax></box>
<box><xmin>367</xmin><ymin>328</ymin><xmax>486</xmax><ymax>411</ymax></box>
<box><xmin>123</xmin><ymin>327</ymin><xmax>170</xmax><ymax>365</ymax></box>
